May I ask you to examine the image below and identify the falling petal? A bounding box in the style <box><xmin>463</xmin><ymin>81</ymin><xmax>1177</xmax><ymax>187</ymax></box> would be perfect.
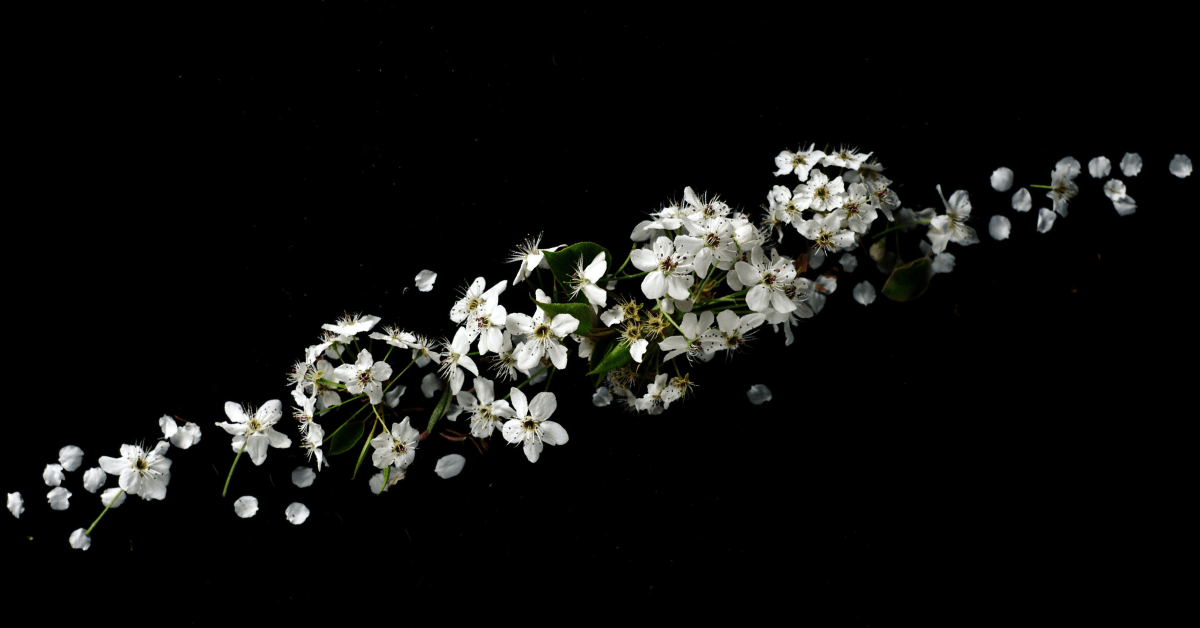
<box><xmin>434</xmin><ymin>454</ymin><xmax>466</xmax><ymax>479</ymax></box>
<box><xmin>990</xmin><ymin>167</ymin><xmax>1014</xmax><ymax>192</ymax></box>
<box><xmin>1037</xmin><ymin>208</ymin><xmax>1056</xmax><ymax>233</ymax></box>
<box><xmin>285</xmin><ymin>502</ymin><xmax>310</xmax><ymax>525</ymax></box>
<box><xmin>852</xmin><ymin>281</ymin><xmax>877</xmax><ymax>305</ymax></box>
<box><xmin>1012</xmin><ymin>188</ymin><xmax>1032</xmax><ymax>212</ymax></box>
<box><xmin>1119</xmin><ymin>152</ymin><xmax>1142</xmax><ymax>177</ymax></box>
<box><xmin>1169</xmin><ymin>154</ymin><xmax>1192</xmax><ymax>178</ymax></box>
<box><xmin>989</xmin><ymin>215</ymin><xmax>1011</xmax><ymax>241</ymax></box>
<box><xmin>291</xmin><ymin>467</ymin><xmax>316</xmax><ymax>488</ymax></box>
<box><xmin>747</xmin><ymin>384</ymin><xmax>772</xmax><ymax>405</ymax></box>
<box><xmin>1088</xmin><ymin>156</ymin><xmax>1111</xmax><ymax>178</ymax></box>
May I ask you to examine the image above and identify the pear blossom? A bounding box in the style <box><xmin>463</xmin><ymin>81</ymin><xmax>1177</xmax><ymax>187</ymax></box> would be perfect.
<box><xmin>747</xmin><ymin>384</ymin><xmax>772</xmax><ymax>405</ymax></box>
<box><xmin>100</xmin><ymin>488</ymin><xmax>126</xmax><ymax>509</ymax></box>
<box><xmin>1113</xmin><ymin>195</ymin><xmax>1137</xmax><ymax>216</ymax></box>
<box><xmin>292</xmin><ymin>466</ymin><xmax>316</xmax><ymax>488</ymax></box>
<box><xmin>863</xmin><ymin>175</ymin><xmax>900</xmax><ymax>222</ymax></box>
<box><xmin>285</xmin><ymin>502</ymin><xmax>310</xmax><ymax>525</ymax></box>
<box><xmin>409</xmin><ymin>335</ymin><xmax>441</xmax><ymax>368</ymax></box>
<box><xmin>98</xmin><ymin>441</ymin><xmax>172</xmax><ymax>500</ymax></box>
<box><xmin>1119</xmin><ymin>152</ymin><xmax>1142</xmax><ymax>177</ymax></box>
<box><xmin>322</xmin><ymin>313</ymin><xmax>381</xmax><ymax>336</ymax></box>
<box><xmin>821</xmin><ymin>145</ymin><xmax>873</xmax><ymax>170</ymax></box>
<box><xmin>234</xmin><ymin>496</ymin><xmax>259</xmax><ymax>518</ymax></box>
<box><xmin>370</xmin><ymin>325</ymin><xmax>416</xmax><ymax>349</ymax></box>
<box><xmin>896</xmin><ymin>206</ymin><xmax>936</xmax><ymax>231</ymax></box>
<box><xmin>333</xmin><ymin>350</ymin><xmax>393</xmax><ymax>405</ymax></box>
<box><xmin>700</xmin><ymin>310</ymin><xmax>767</xmax><ymax>354</ymax></box>
<box><xmin>842</xmin><ymin>158</ymin><xmax>886</xmax><ymax>185</ymax></box>
<box><xmin>48</xmin><ymin>487</ymin><xmax>72</xmax><ymax>510</ymax></box>
<box><xmin>629</xmin><ymin>236</ymin><xmax>696</xmax><ymax>301</ymax></box>
<box><xmin>1037</xmin><ymin>208</ymin><xmax>1056</xmax><ymax>233</ymax></box>
<box><xmin>1088</xmin><ymin>156</ymin><xmax>1111</xmax><ymax>178</ymax></box>
<box><xmin>421</xmin><ymin>372</ymin><xmax>443</xmax><ymax>398</ymax></box>
<box><xmin>990</xmin><ymin>167</ymin><xmax>1014</xmax><ymax>192</ymax></box>
<box><xmin>43</xmin><ymin>464</ymin><xmax>64</xmax><ymax>487</ymax></box>
<box><xmin>568</xmin><ymin>252</ymin><xmax>609</xmax><ymax>308</ymax></box>
<box><xmin>501</xmin><ymin>388</ymin><xmax>567</xmax><ymax>463</ymax></box>
<box><xmin>450</xmin><ymin>277</ymin><xmax>507</xmax><ymax>326</ymax></box>
<box><xmin>300</xmin><ymin>423</ymin><xmax>329</xmax><ymax>472</ymax></box>
<box><xmin>659</xmin><ymin>311</ymin><xmax>715</xmax><ymax>362</ymax></box>
<box><xmin>767</xmin><ymin>183</ymin><xmax>813</xmax><ymax>228</ymax></box>
<box><xmin>434</xmin><ymin>454</ymin><xmax>466</xmax><ymax>479</ymax></box>
<box><xmin>415</xmin><ymin>269</ymin><xmax>437</xmax><ymax>292</ymax></box>
<box><xmin>592</xmin><ymin>387</ymin><xmax>613</xmax><ymax>407</ymax></box>
<box><xmin>1012</xmin><ymin>188</ymin><xmax>1032</xmax><ymax>212</ymax></box>
<box><xmin>509</xmin><ymin>234</ymin><xmax>563</xmax><ymax>286</ymax></box>
<box><xmin>795</xmin><ymin>169</ymin><xmax>847</xmax><ymax>213</ymax></box>
<box><xmin>928</xmin><ymin>184</ymin><xmax>979</xmax><ymax>255</ymax></box>
<box><xmin>371</xmin><ymin>417</ymin><xmax>420</xmax><ymax>470</ymax></box>
<box><xmin>635</xmin><ymin>373</ymin><xmax>673</xmax><ymax>414</ymax></box>
<box><xmin>1169</xmin><ymin>154</ymin><xmax>1192</xmax><ymax>178</ymax></box>
<box><xmin>216</xmin><ymin>400</ymin><xmax>291</xmax><ymax>466</ymax></box>
<box><xmin>831</xmin><ymin>182</ymin><xmax>879</xmax><ymax>235</ymax></box>
<box><xmin>8</xmin><ymin>492</ymin><xmax>24</xmax><ymax>518</ymax></box>
<box><xmin>69</xmin><ymin>528</ymin><xmax>91</xmax><ymax>551</ymax></box>
<box><xmin>456</xmin><ymin>377</ymin><xmax>514</xmax><ymax>439</ymax></box>
<box><xmin>59</xmin><ymin>446</ymin><xmax>84</xmax><ymax>472</ymax></box>
<box><xmin>82</xmin><ymin>467</ymin><xmax>106</xmax><ymax>493</ymax></box>
<box><xmin>852</xmin><ymin>281</ymin><xmax>877</xmax><ymax>305</ymax></box>
<box><xmin>437</xmin><ymin>327</ymin><xmax>480</xmax><ymax>394</ymax></box>
<box><xmin>1047</xmin><ymin>167</ymin><xmax>1078</xmax><ymax>217</ymax></box>
<box><xmin>773</xmin><ymin>143</ymin><xmax>826</xmax><ymax>180</ymax></box>
<box><xmin>797</xmin><ymin>212</ymin><xmax>855</xmax><ymax>257</ymax></box>
<box><xmin>735</xmin><ymin>247</ymin><xmax>798</xmax><ymax>313</ymax></box>
<box><xmin>989</xmin><ymin>215</ymin><xmax>1011</xmax><ymax>241</ymax></box>
<box><xmin>506</xmin><ymin>303</ymin><xmax>579</xmax><ymax>371</ymax></box>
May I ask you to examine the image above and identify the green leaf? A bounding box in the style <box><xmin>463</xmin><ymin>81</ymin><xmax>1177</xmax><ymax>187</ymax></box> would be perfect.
<box><xmin>377</xmin><ymin>467</ymin><xmax>389</xmax><ymax>495</ymax></box>
<box><xmin>329</xmin><ymin>421</ymin><xmax>365</xmax><ymax>455</ymax></box>
<box><xmin>587</xmin><ymin>342</ymin><xmax>633</xmax><ymax>377</ymax></box>
<box><xmin>352</xmin><ymin>423</ymin><xmax>377</xmax><ymax>480</ymax></box>
<box><xmin>534</xmin><ymin>300</ymin><xmax>594</xmax><ymax>336</ymax></box>
<box><xmin>425</xmin><ymin>383</ymin><xmax>455</xmax><ymax>435</ymax></box>
<box><xmin>542</xmin><ymin>242</ymin><xmax>614</xmax><ymax>303</ymax></box>
<box><xmin>882</xmin><ymin>257</ymin><xmax>932</xmax><ymax>302</ymax></box>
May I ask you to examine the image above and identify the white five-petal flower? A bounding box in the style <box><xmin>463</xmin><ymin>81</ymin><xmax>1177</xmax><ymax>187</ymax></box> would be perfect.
<box><xmin>98</xmin><ymin>441</ymin><xmax>173</xmax><ymax>500</ymax></box>
<box><xmin>215</xmin><ymin>400</ymin><xmax>292</xmax><ymax>466</ymax></box>
<box><xmin>370</xmin><ymin>417</ymin><xmax>420</xmax><ymax>470</ymax></box>
<box><xmin>333</xmin><ymin>350</ymin><xmax>393</xmax><ymax>405</ymax></box>
<box><xmin>501</xmin><ymin>388</ymin><xmax>567</xmax><ymax>463</ymax></box>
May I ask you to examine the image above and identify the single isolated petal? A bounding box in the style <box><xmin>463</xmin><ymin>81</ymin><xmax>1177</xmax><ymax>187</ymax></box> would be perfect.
<box><xmin>1119</xmin><ymin>152</ymin><xmax>1142</xmax><ymax>177</ymax></box>
<box><xmin>1169</xmin><ymin>154</ymin><xmax>1192</xmax><ymax>178</ymax></box>
<box><xmin>159</xmin><ymin>415</ymin><xmax>179</xmax><ymax>440</ymax></box>
<box><xmin>100</xmin><ymin>487</ymin><xmax>126</xmax><ymax>509</ymax></box>
<box><xmin>415</xmin><ymin>270</ymin><xmax>437</xmax><ymax>292</ymax></box>
<box><xmin>990</xmin><ymin>167</ymin><xmax>1013</xmax><ymax>192</ymax></box>
<box><xmin>7</xmin><ymin>492</ymin><xmax>24</xmax><ymax>518</ymax></box>
<box><xmin>292</xmin><ymin>466</ymin><xmax>316</xmax><ymax>488</ymax></box>
<box><xmin>171</xmin><ymin>422</ymin><xmax>202</xmax><ymax>449</ymax></box>
<box><xmin>747</xmin><ymin>384</ymin><xmax>772</xmax><ymax>405</ymax></box>
<box><xmin>1037</xmin><ymin>208</ymin><xmax>1056</xmax><ymax>233</ymax></box>
<box><xmin>989</xmin><ymin>215</ymin><xmax>1011</xmax><ymax>241</ymax></box>
<box><xmin>593</xmin><ymin>386</ymin><xmax>613</xmax><ymax>407</ymax></box>
<box><xmin>48</xmin><ymin>487</ymin><xmax>72</xmax><ymax>510</ymax></box>
<box><xmin>1088</xmin><ymin>156</ymin><xmax>1111</xmax><ymax>178</ymax></box>
<box><xmin>233</xmin><ymin>496</ymin><xmax>259</xmax><ymax>518</ymax></box>
<box><xmin>69</xmin><ymin>528</ymin><xmax>91</xmax><ymax>551</ymax></box>
<box><xmin>1012</xmin><ymin>188</ymin><xmax>1032</xmax><ymax>212</ymax></box>
<box><xmin>852</xmin><ymin>281</ymin><xmax>876</xmax><ymax>306</ymax></box>
<box><xmin>421</xmin><ymin>372</ymin><xmax>443</xmax><ymax>398</ymax></box>
<box><xmin>43</xmin><ymin>464</ymin><xmax>65</xmax><ymax>487</ymax></box>
<box><xmin>82</xmin><ymin>467</ymin><xmax>107</xmax><ymax>493</ymax></box>
<box><xmin>58</xmin><ymin>446</ymin><xmax>84</xmax><ymax>472</ymax></box>
<box><xmin>1113</xmin><ymin>195</ymin><xmax>1137</xmax><ymax>216</ymax></box>
<box><xmin>285</xmin><ymin>502</ymin><xmax>310</xmax><ymax>525</ymax></box>
<box><xmin>434</xmin><ymin>454</ymin><xmax>466</xmax><ymax>479</ymax></box>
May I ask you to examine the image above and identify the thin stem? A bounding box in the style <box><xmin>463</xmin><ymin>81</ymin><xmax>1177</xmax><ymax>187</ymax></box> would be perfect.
<box><xmin>543</xmin><ymin>366</ymin><xmax>556</xmax><ymax>392</ymax></box>
<box><xmin>372</xmin><ymin>404</ymin><xmax>389</xmax><ymax>434</ymax></box>
<box><xmin>382</xmin><ymin>359</ymin><xmax>417</xmax><ymax>395</ymax></box>
<box><xmin>691</xmin><ymin>262</ymin><xmax>717</xmax><ymax>301</ymax></box>
<box><xmin>872</xmin><ymin>220</ymin><xmax>931</xmax><ymax>241</ymax></box>
<box><xmin>613</xmin><ymin>270</ymin><xmax>651</xmax><ymax>281</ymax></box>
<box><xmin>222</xmin><ymin>438</ymin><xmax>248</xmax><ymax>498</ymax></box>
<box><xmin>1029</xmin><ymin>184</ymin><xmax>1052</xmax><ymax>189</ymax></box>
<box><xmin>503</xmin><ymin>365</ymin><xmax>549</xmax><ymax>399</ymax></box>
<box><xmin>84</xmin><ymin>489</ymin><xmax>124</xmax><ymax>536</ymax></box>
<box><xmin>381</xmin><ymin>345</ymin><xmax>394</xmax><ymax>364</ymax></box>
<box><xmin>658</xmin><ymin>300</ymin><xmax>686</xmax><ymax>337</ymax></box>
<box><xmin>317</xmin><ymin>378</ymin><xmax>346</xmax><ymax>389</ymax></box>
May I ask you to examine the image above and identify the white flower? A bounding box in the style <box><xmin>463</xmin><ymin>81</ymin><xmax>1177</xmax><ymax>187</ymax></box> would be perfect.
<box><xmin>438</xmin><ymin>327</ymin><xmax>480</xmax><ymax>394</ymax></box>
<box><xmin>852</xmin><ymin>281</ymin><xmax>877</xmax><ymax>305</ymax></box>
<box><xmin>989</xmin><ymin>215</ymin><xmax>1011</xmax><ymax>241</ymax></box>
<box><xmin>415</xmin><ymin>269</ymin><xmax>437</xmax><ymax>292</ymax></box>
<box><xmin>1047</xmin><ymin>168</ymin><xmax>1078</xmax><ymax>217</ymax></box>
<box><xmin>773</xmin><ymin>143</ymin><xmax>826</xmax><ymax>180</ymax></box>
<box><xmin>8</xmin><ymin>492</ymin><xmax>24</xmax><ymax>518</ymax></box>
<box><xmin>990</xmin><ymin>167</ymin><xmax>1014</xmax><ymax>192</ymax></box>
<box><xmin>1012</xmin><ymin>187</ymin><xmax>1032</xmax><ymax>212</ymax></box>
<box><xmin>100</xmin><ymin>487</ymin><xmax>126</xmax><ymax>509</ymax></box>
<box><xmin>98</xmin><ymin>441</ymin><xmax>173</xmax><ymax>500</ymax></box>
<box><xmin>456</xmin><ymin>377</ymin><xmax>513</xmax><ymax>439</ymax></box>
<box><xmin>43</xmin><ymin>464</ymin><xmax>64</xmax><ymax>487</ymax></box>
<box><xmin>1119</xmin><ymin>152</ymin><xmax>1142</xmax><ymax>177</ymax></box>
<box><xmin>509</xmin><ymin>234</ymin><xmax>564</xmax><ymax>286</ymax></box>
<box><xmin>1088</xmin><ymin>156</ymin><xmax>1111</xmax><ymax>178</ymax></box>
<box><xmin>821</xmin><ymin>145</ymin><xmax>873</xmax><ymax>171</ymax></box>
<box><xmin>322</xmin><ymin>312</ymin><xmax>381</xmax><ymax>336</ymax></box>
<box><xmin>1037</xmin><ymin>208</ymin><xmax>1056</xmax><ymax>233</ymax></box>
<box><xmin>735</xmin><ymin>246</ymin><xmax>798</xmax><ymax>313</ymax></box>
<box><xmin>629</xmin><ymin>236</ymin><xmax>696</xmax><ymax>301</ymax></box>
<box><xmin>659</xmin><ymin>311</ymin><xmax>715</xmax><ymax>362</ymax></box>
<box><xmin>796</xmin><ymin>169</ymin><xmax>847</xmax><ymax>213</ymax></box>
<box><xmin>434</xmin><ymin>454</ymin><xmax>466</xmax><ymax>479</ymax></box>
<box><xmin>1113</xmin><ymin>195</ymin><xmax>1137</xmax><ymax>216</ymax></box>
<box><xmin>371</xmin><ymin>417</ymin><xmax>420</xmax><ymax>470</ymax></box>
<box><xmin>234</xmin><ymin>496</ymin><xmax>259</xmax><ymax>518</ymax></box>
<box><xmin>700</xmin><ymin>310</ymin><xmax>767</xmax><ymax>354</ymax></box>
<box><xmin>285</xmin><ymin>502</ymin><xmax>310</xmax><ymax>525</ymax></box>
<box><xmin>333</xmin><ymin>350</ymin><xmax>393</xmax><ymax>405</ymax></box>
<box><xmin>216</xmin><ymin>400</ymin><xmax>291</xmax><ymax>466</ymax></box>
<box><xmin>1169</xmin><ymin>154</ymin><xmax>1192</xmax><ymax>178</ymax></box>
<box><xmin>450</xmin><ymin>277</ymin><xmax>507</xmax><ymax>325</ymax></box>
<box><xmin>82</xmin><ymin>467</ymin><xmax>106</xmax><ymax>493</ymax></box>
<box><xmin>48</xmin><ymin>487</ymin><xmax>72</xmax><ymax>510</ymax></box>
<box><xmin>928</xmin><ymin>184</ymin><xmax>979</xmax><ymax>254</ymax></box>
<box><xmin>409</xmin><ymin>335</ymin><xmax>441</xmax><ymax>368</ymax></box>
<box><xmin>747</xmin><ymin>384</ymin><xmax>772</xmax><ymax>405</ymax></box>
<box><xmin>798</xmin><ymin>212</ymin><xmax>855</xmax><ymax>257</ymax></box>
<box><xmin>832</xmin><ymin>182</ymin><xmax>879</xmax><ymax>235</ymax></box>
<box><xmin>592</xmin><ymin>387</ymin><xmax>613</xmax><ymax>407</ymax></box>
<box><xmin>58</xmin><ymin>445</ymin><xmax>84</xmax><ymax>472</ymax></box>
<box><xmin>159</xmin><ymin>415</ymin><xmax>202</xmax><ymax>449</ymax></box>
<box><xmin>300</xmin><ymin>423</ymin><xmax>329</xmax><ymax>472</ymax></box>
<box><xmin>506</xmin><ymin>306</ymin><xmax>579</xmax><ymax>371</ymax></box>
<box><xmin>501</xmin><ymin>388</ymin><xmax>567</xmax><ymax>463</ymax></box>
<box><xmin>69</xmin><ymin>528</ymin><xmax>91</xmax><ymax>551</ymax></box>
<box><xmin>568</xmin><ymin>252</ymin><xmax>609</xmax><ymax>308</ymax></box>
<box><xmin>292</xmin><ymin>466</ymin><xmax>316</xmax><ymax>488</ymax></box>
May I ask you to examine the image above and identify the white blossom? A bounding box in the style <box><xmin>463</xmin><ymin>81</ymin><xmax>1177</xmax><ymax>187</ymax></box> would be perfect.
<box><xmin>333</xmin><ymin>350</ymin><xmax>393</xmax><ymax>405</ymax></box>
<box><xmin>450</xmin><ymin>277</ymin><xmax>507</xmax><ymax>326</ymax></box>
<box><xmin>285</xmin><ymin>502</ymin><xmax>310</xmax><ymax>525</ymax></box>
<box><xmin>795</xmin><ymin>169</ymin><xmax>847</xmax><ymax>213</ymax></box>
<box><xmin>1119</xmin><ymin>152</ymin><xmax>1142</xmax><ymax>177</ymax></box>
<box><xmin>234</xmin><ymin>496</ymin><xmax>259</xmax><ymax>518</ymax></box>
<box><xmin>82</xmin><ymin>467</ymin><xmax>106</xmax><ymax>493</ymax></box>
<box><xmin>747</xmin><ymin>384</ymin><xmax>772</xmax><ymax>405</ymax></box>
<box><xmin>1169</xmin><ymin>154</ymin><xmax>1192</xmax><ymax>178</ymax></box>
<box><xmin>43</xmin><ymin>464</ymin><xmax>64</xmax><ymax>487</ymax></box>
<box><xmin>506</xmin><ymin>302</ymin><xmax>579</xmax><ymax>371</ymax></box>
<box><xmin>438</xmin><ymin>327</ymin><xmax>480</xmax><ymax>394</ymax></box>
<box><xmin>1088</xmin><ymin>156</ymin><xmax>1111</xmax><ymax>178</ymax></box>
<box><xmin>629</xmin><ymin>236</ymin><xmax>696</xmax><ymax>301</ymax></box>
<box><xmin>371</xmin><ymin>417</ymin><xmax>420</xmax><ymax>470</ymax></box>
<box><xmin>773</xmin><ymin>143</ymin><xmax>826</xmax><ymax>180</ymax></box>
<box><xmin>322</xmin><ymin>313</ymin><xmax>381</xmax><ymax>336</ymax></box>
<box><xmin>98</xmin><ymin>441</ymin><xmax>173</xmax><ymax>500</ymax></box>
<box><xmin>821</xmin><ymin>145</ymin><xmax>873</xmax><ymax>171</ymax></box>
<box><xmin>456</xmin><ymin>377</ymin><xmax>513</xmax><ymax>439</ymax></box>
<box><xmin>509</xmin><ymin>234</ymin><xmax>563</xmax><ymax>286</ymax></box>
<box><xmin>852</xmin><ymin>281</ymin><xmax>877</xmax><ymax>305</ymax></box>
<box><xmin>501</xmin><ymin>388</ymin><xmax>567</xmax><ymax>463</ymax></box>
<box><xmin>798</xmin><ymin>212</ymin><xmax>855</xmax><ymax>257</ymax></box>
<box><xmin>69</xmin><ymin>528</ymin><xmax>91</xmax><ymax>551</ymax></box>
<box><xmin>659</xmin><ymin>311</ymin><xmax>715</xmax><ymax>362</ymax></box>
<box><xmin>48</xmin><ymin>487</ymin><xmax>72</xmax><ymax>510</ymax></box>
<box><xmin>7</xmin><ymin>492</ymin><xmax>23</xmax><ymax>518</ymax></box>
<box><xmin>216</xmin><ymin>400</ymin><xmax>291</xmax><ymax>466</ymax></box>
<box><xmin>990</xmin><ymin>167</ymin><xmax>1014</xmax><ymax>192</ymax></box>
<box><xmin>928</xmin><ymin>184</ymin><xmax>979</xmax><ymax>254</ymax></box>
<box><xmin>415</xmin><ymin>269</ymin><xmax>437</xmax><ymax>292</ymax></box>
<box><xmin>434</xmin><ymin>454</ymin><xmax>466</xmax><ymax>479</ymax></box>
<box><xmin>989</xmin><ymin>215</ymin><xmax>1011</xmax><ymax>241</ymax></box>
<box><xmin>700</xmin><ymin>310</ymin><xmax>767</xmax><ymax>354</ymax></box>
<box><xmin>159</xmin><ymin>416</ymin><xmax>202</xmax><ymax>449</ymax></box>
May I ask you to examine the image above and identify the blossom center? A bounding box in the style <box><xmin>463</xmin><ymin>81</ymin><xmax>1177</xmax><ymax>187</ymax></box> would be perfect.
<box><xmin>135</xmin><ymin>458</ymin><xmax>148</xmax><ymax>471</ymax></box>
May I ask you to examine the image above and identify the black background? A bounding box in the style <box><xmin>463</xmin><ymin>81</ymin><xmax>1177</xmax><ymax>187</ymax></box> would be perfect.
<box><xmin>6</xmin><ymin>5</ymin><xmax>1189</xmax><ymax>623</ymax></box>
